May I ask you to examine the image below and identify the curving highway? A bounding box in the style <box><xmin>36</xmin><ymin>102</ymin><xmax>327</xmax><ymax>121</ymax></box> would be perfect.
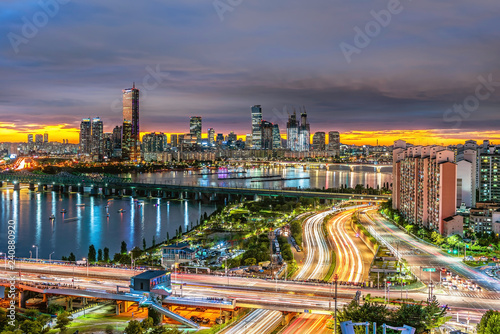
<box><xmin>295</xmin><ymin>211</ymin><xmax>333</xmax><ymax>281</ymax></box>
<box><xmin>327</xmin><ymin>209</ymin><xmax>365</xmax><ymax>283</ymax></box>
<box><xmin>224</xmin><ymin>309</ymin><xmax>282</xmax><ymax>334</ymax></box>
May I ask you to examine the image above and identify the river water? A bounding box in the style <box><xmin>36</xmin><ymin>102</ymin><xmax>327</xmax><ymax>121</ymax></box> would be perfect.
<box><xmin>0</xmin><ymin>166</ymin><xmax>391</xmax><ymax>260</ymax></box>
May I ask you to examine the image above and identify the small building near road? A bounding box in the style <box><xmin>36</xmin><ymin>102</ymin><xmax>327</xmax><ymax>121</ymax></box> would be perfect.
<box><xmin>130</xmin><ymin>270</ymin><xmax>171</xmax><ymax>295</ymax></box>
<box><xmin>161</xmin><ymin>242</ymin><xmax>196</xmax><ymax>268</ymax></box>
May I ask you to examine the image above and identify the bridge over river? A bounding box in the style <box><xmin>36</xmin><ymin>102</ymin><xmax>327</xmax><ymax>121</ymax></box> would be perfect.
<box><xmin>0</xmin><ymin>172</ymin><xmax>390</xmax><ymax>202</ymax></box>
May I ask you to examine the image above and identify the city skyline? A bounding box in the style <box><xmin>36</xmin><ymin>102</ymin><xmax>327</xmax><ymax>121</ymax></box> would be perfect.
<box><xmin>2</xmin><ymin>1</ymin><xmax>500</xmax><ymax>146</ymax></box>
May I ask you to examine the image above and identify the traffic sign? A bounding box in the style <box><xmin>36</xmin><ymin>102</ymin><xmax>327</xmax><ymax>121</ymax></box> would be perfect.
<box><xmin>423</xmin><ymin>268</ymin><xmax>436</xmax><ymax>272</ymax></box>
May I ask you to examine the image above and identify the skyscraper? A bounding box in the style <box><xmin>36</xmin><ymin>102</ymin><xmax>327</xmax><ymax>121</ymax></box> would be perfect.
<box><xmin>112</xmin><ymin>125</ymin><xmax>122</xmax><ymax>158</ymax></box>
<box><xmin>43</xmin><ymin>132</ymin><xmax>48</xmax><ymax>143</ymax></box>
<box><xmin>328</xmin><ymin>131</ymin><xmax>340</xmax><ymax>155</ymax></box>
<box><xmin>261</xmin><ymin>121</ymin><xmax>274</xmax><ymax>150</ymax></box>
<box><xmin>190</xmin><ymin>116</ymin><xmax>202</xmax><ymax>142</ymax></box>
<box><xmin>79</xmin><ymin>118</ymin><xmax>92</xmax><ymax>154</ymax></box>
<box><xmin>286</xmin><ymin>112</ymin><xmax>299</xmax><ymax>151</ymax></box>
<box><xmin>272</xmin><ymin>124</ymin><xmax>281</xmax><ymax>149</ymax></box>
<box><xmin>251</xmin><ymin>105</ymin><xmax>262</xmax><ymax>149</ymax></box>
<box><xmin>91</xmin><ymin>117</ymin><xmax>104</xmax><ymax>159</ymax></box>
<box><xmin>207</xmin><ymin>128</ymin><xmax>215</xmax><ymax>146</ymax></box>
<box><xmin>299</xmin><ymin>110</ymin><xmax>310</xmax><ymax>151</ymax></box>
<box><xmin>27</xmin><ymin>134</ymin><xmax>33</xmax><ymax>144</ymax></box>
<box><xmin>312</xmin><ymin>132</ymin><xmax>326</xmax><ymax>151</ymax></box>
<box><xmin>123</xmin><ymin>84</ymin><xmax>140</xmax><ymax>162</ymax></box>
<box><xmin>170</xmin><ymin>134</ymin><xmax>178</xmax><ymax>148</ymax></box>
<box><xmin>121</xmin><ymin>120</ymin><xmax>132</xmax><ymax>160</ymax></box>
<box><xmin>35</xmin><ymin>134</ymin><xmax>43</xmax><ymax>144</ymax></box>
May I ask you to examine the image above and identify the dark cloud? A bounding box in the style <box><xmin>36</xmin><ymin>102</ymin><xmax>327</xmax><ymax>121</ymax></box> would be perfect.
<box><xmin>1</xmin><ymin>0</ymin><xmax>499</xmax><ymax>136</ymax></box>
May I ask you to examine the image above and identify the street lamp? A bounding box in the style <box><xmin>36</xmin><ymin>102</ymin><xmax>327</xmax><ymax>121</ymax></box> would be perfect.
<box><xmin>49</xmin><ymin>252</ymin><xmax>55</xmax><ymax>262</ymax></box>
<box><xmin>32</xmin><ymin>245</ymin><xmax>38</xmax><ymax>261</ymax></box>
<box><xmin>83</xmin><ymin>258</ymin><xmax>88</xmax><ymax>277</ymax></box>
<box><xmin>128</xmin><ymin>251</ymin><xmax>135</xmax><ymax>274</ymax></box>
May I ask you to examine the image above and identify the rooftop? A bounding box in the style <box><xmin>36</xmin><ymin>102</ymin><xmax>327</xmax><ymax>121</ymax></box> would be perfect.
<box><xmin>132</xmin><ymin>270</ymin><xmax>168</xmax><ymax>280</ymax></box>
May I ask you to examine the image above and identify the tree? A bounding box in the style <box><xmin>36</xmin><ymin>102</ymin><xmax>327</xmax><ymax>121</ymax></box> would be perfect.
<box><xmin>97</xmin><ymin>249</ymin><xmax>103</xmax><ymax>262</ymax></box>
<box><xmin>48</xmin><ymin>303</ymin><xmax>64</xmax><ymax>315</ymax></box>
<box><xmin>121</xmin><ymin>241</ymin><xmax>128</xmax><ymax>254</ymax></box>
<box><xmin>244</xmin><ymin>258</ymin><xmax>256</xmax><ymax>266</ymax></box>
<box><xmin>478</xmin><ymin>310</ymin><xmax>500</xmax><ymax>334</ymax></box>
<box><xmin>143</xmin><ymin>238</ymin><xmax>147</xmax><ymax>250</ymax></box>
<box><xmin>152</xmin><ymin>235</ymin><xmax>156</xmax><ymax>247</ymax></box>
<box><xmin>150</xmin><ymin>326</ymin><xmax>185</xmax><ymax>334</ymax></box>
<box><xmin>335</xmin><ymin>300</ymin><xmax>389</xmax><ymax>333</ymax></box>
<box><xmin>68</xmin><ymin>252</ymin><xmax>76</xmax><ymax>262</ymax></box>
<box><xmin>20</xmin><ymin>319</ymin><xmax>43</xmax><ymax>334</ymax></box>
<box><xmin>104</xmin><ymin>247</ymin><xmax>110</xmax><ymax>262</ymax></box>
<box><xmin>422</xmin><ymin>296</ymin><xmax>449</xmax><ymax>330</ymax></box>
<box><xmin>142</xmin><ymin>317</ymin><xmax>154</xmax><ymax>330</ymax></box>
<box><xmin>392</xmin><ymin>304</ymin><xmax>426</xmax><ymax>332</ymax></box>
<box><xmin>105</xmin><ymin>324</ymin><xmax>115</xmax><ymax>334</ymax></box>
<box><xmin>148</xmin><ymin>306</ymin><xmax>163</xmax><ymax>326</ymax></box>
<box><xmin>88</xmin><ymin>244</ymin><xmax>97</xmax><ymax>263</ymax></box>
<box><xmin>54</xmin><ymin>312</ymin><xmax>72</xmax><ymax>333</ymax></box>
<box><xmin>166</xmin><ymin>232</ymin><xmax>170</xmax><ymax>241</ymax></box>
<box><xmin>124</xmin><ymin>320</ymin><xmax>144</xmax><ymax>334</ymax></box>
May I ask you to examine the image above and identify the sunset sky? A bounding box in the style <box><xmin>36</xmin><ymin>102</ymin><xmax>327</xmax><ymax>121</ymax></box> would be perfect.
<box><xmin>1</xmin><ymin>0</ymin><xmax>499</xmax><ymax>145</ymax></box>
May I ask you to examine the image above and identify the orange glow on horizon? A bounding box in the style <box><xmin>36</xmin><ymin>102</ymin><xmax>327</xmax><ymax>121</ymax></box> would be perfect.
<box><xmin>0</xmin><ymin>123</ymin><xmax>498</xmax><ymax>147</ymax></box>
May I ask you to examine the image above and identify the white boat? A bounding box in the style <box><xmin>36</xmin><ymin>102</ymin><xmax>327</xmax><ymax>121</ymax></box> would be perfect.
<box><xmin>49</xmin><ymin>215</ymin><xmax>55</xmax><ymax>220</ymax></box>
<box><xmin>118</xmin><ymin>209</ymin><xmax>126</xmax><ymax>213</ymax></box>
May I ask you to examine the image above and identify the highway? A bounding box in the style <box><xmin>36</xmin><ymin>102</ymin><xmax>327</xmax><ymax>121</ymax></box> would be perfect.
<box><xmin>4</xmin><ymin>262</ymin><xmax>500</xmax><ymax>313</ymax></box>
<box><xmin>282</xmin><ymin>314</ymin><xmax>332</xmax><ymax>334</ymax></box>
<box><xmin>223</xmin><ymin>309</ymin><xmax>282</xmax><ymax>334</ymax></box>
<box><xmin>327</xmin><ymin>209</ymin><xmax>365</xmax><ymax>283</ymax></box>
<box><xmin>363</xmin><ymin>210</ymin><xmax>500</xmax><ymax>291</ymax></box>
<box><xmin>295</xmin><ymin>211</ymin><xmax>333</xmax><ymax>281</ymax></box>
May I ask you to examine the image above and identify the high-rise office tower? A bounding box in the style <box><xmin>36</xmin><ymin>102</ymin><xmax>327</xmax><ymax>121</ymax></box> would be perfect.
<box><xmin>272</xmin><ymin>124</ymin><xmax>281</xmax><ymax>149</ymax></box>
<box><xmin>190</xmin><ymin>116</ymin><xmax>202</xmax><ymax>142</ymax></box>
<box><xmin>43</xmin><ymin>132</ymin><xmax>48</xmax><ymax>143</ymax></box>
<box><xmin>27</xmin><ymin>134</ymin><xmax>33</xmax><ymax>144</ymax></box>
<box><xmin>121</xmin><ymin>120</ymin><xmax>132</xmax><ymax>160</ymax></box>
<box><xmin>103</xmin><ymin>133</ymin><xmax>113</xmax><ymax>158</ymax></box>
<box><xmin>79</xmin><ymin>118</ymin><xmax>92</xmax><ymax>154</ymax></box>
<box><xmin>122</xmin><ymin>84</ymin><xmax>140</xmax><ymax>162</ymax></box>
<box><xmin>35</xmin><ymin>134</ymin><xmax>43</xmax><ymax>144</ymax></box>
<box><xmin>216</xmin><ymin>133</ymin><xmax>224</xmax><ymax>146</ymax></box>
<box><xmin>143</xmin><ymin>133</ymin><xmax>167</xmax><ymax>153</ymax></box>
<box><xmin>261</xmin><ymin>121</ymin><xmax>274</xmax><ymax>150</ymax></box>
<box><xmin>251</xmin><ymin>105</ymin><xmax>263</xmax><ymax>149</ymax></box>
<box><xmin>208</xmin><ymin>128</ymin><xmax>215</xmax><ymax>146</ymax></box>
<box><xmin>287</xmin><ymin>112</ymin><xmax>299</xmax><ymax>151</ymax></box>
<box><xmin>299</xmin><ymin>110</ymin><xmax>310</xmax><ymax>151</ymax></box>
<box><xmin>312</xmin><ymin>132</ymin><xmax>326</xmax><ymax>151</ymax></box>
<box><xmin>328</xmin><ymin>131</ymin><xmax>340</xmax><ymax>155</ymax></box>
<box><xmin>478</xmin><ymin>148</ymin><xmax>500</xmax><ymax>202</ymax></box>
<box><xmin>170</xmin><ymin>134</ymin><xmax>178</xmax><ymax>148</ymax></box>
<box><xmin>91</xmin><ymin>117</ymin><xmax>104</xmax><ymax>159</ymax></box>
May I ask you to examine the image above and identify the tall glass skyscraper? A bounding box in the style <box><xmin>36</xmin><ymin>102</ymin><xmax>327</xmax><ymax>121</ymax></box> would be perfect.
<box><xmin>91</xmin><ymin>117</ymin><xmax>104</xmax><ymax>159</ymax></box>
<box><xmin>251</xmin><ymin>105</ymin><xmax>262</xmax><ymax>149</ymax></box>
<box><xmin>122</xmin><ymin>84</ymin><xmax>140</xmax><ymax>162</ymax></box>
<box><xmin>190</xmin><ymin>116</ymin><xmax>202</xmax><ymax>142</ymax></box>
<box><xmin>79</xmin><ymin>118</ymin><xmax>92</xmax><ymax>154</ymax></box>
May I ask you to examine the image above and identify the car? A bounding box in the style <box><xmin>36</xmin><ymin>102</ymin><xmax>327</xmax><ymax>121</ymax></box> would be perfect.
<box><xmin>441</xmin><ymin>267</ymin><xmax>446</xmax><ymax>273</ymax></box>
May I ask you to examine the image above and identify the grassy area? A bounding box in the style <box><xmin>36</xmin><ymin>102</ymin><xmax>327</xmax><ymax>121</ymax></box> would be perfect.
<box><xmin>323</xmin><ymin>250</ymin><xmax>337</xmax><ymax>282</ymax></box>
<box><xmin>48</xmin><ymin>305</ymin><xmax>129</xmax><ymax>333</ymax></box>
<box><xmin>464</xmin><ymin>260</ymin><xmax>489</xmax><ymax>267</ymax></box>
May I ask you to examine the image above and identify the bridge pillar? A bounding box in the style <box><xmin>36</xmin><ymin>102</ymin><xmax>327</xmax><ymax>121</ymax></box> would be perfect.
<box><xmin>77</xmin><ymin>186</ymin><xmax>84</xmax><ymax>193</ymax></box>
<box><xmin>18</xmin><ymin>291</ymin><xmax>29</xmax><ymax>308</ymax></box>
<box><xmin>117</xmin><ymin>189</ymin><xmax>123</xmax><ymax>197</ymax></box>
<box><xmin>66</xmin><ymin>297</ymin><xmax>73</xmax><ymax>311</ymax></box>
<box><xmin>0</xmin><ymin>181</ymin><xmax>3</xmax><ymax>187</ymax></box>
<box><xmin>162</xmin><ymin>191</ymin><xmax>167</xmax><ymax>199</ymax></box>
<box><xmin>179</xmin><ymin>192</ymin><xmax>184</xmax><ymax>200</ymax></box>
<box><xmin>104</xmin><ymin>188</ymin><xmax>111</xmax><ymax>196</ymax></box>
<box><xmin>146</xmin><ymin>190</ymin><xmax>152</xmax><ymax>198</ymax></box>
<box><xmin>52</xmin><ymin>184</ymin><xmax>59</xmax><ymax>192</ymax></box>
<box><xmin>82</xmin><ymin>297</ymin><xmax>88</xmax><ymax>306</ymax></box>
<box><xmin>131</xmin><ymin>189</ymin><xmax>137</xmax><ymax>197</ymax></box>
<box><xmin>62</xmin><ymin>185</ymin><xmax>69</xmax><ymax>193</ymax></box>
<box><xmin>28</xmin><ymin>183</ymin><xmax>35</xmax><ymax>191</ymax></box>
<box><xmin>194</xmin><ymin>192</ymin><xmax>200</xmax><ymax>201</ymax></box>
<box><xmin>210</xmin><ymin>194</ymin><xmax>216</xmax><ymax>202</ymax></box>
<box><xmin>253</xmin><ymin>194</ymin><xmax>259</xmax><ymax>201</ymax></box>
<box><xmin>13</xmin><ymin>183</ymin><xmax>21</xmax><ymax>191</ymax></box>
<box><xmin>37</xmin><ymin>184</ymin><xmax>44</xmax><ymax>192</ymax></box>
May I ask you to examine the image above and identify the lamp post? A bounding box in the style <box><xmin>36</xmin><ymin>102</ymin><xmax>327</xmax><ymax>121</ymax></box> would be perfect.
<box><xmin>32</xmin><ymin>245</ymin><xmax>38</xmax><ymax>261</ymax></box>
<box><xmin>29</xmin><ymin>250</ymin><xmax>32</xmax><ymax>259</ymax></box>
<box><xmin>83</xmin><ymin>258</ymin><xmax>88</xmax><ymax>277</ymax></box>
<box><xmin>49</xmin><ymin>252</ymin><xmax>54</xmax><ymax>262</ymax></box>
<box><xmin>334</xmin><ymin>274</ymin><xmax>338</xmax><ymax>334</ymax></box>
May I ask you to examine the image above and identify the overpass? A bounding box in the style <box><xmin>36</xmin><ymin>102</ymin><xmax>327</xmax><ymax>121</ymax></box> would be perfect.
<box><xmin>0</xmin><ymin>172</ymin><xmax>390</xmax><ymax>202</ymax></box>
